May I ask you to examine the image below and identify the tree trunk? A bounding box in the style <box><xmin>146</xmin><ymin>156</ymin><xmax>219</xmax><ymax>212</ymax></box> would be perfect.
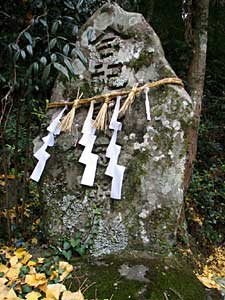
<box><xmin>184</xmin><ymin>0</ymin><xmax>209</xmax><ymax>192</ymax></box>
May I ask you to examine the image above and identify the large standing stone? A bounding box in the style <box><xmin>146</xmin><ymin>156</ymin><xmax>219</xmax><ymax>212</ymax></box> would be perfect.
<box><xmin>41</xmin><ymin>3</ymin><xmax>193</xmax><ymax>256</ymax></box>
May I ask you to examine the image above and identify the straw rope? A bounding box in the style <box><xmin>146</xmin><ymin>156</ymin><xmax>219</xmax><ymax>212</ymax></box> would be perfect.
<box><xmin>48</xmin><ymin>77</ymin><xmax>183</xmax><ymax>109</ymax></box>
<box><xmin>48</xmin><ymin>77</ymin><xmax>183</xmax><ymax>131</ymax></box>
<box><xmin>0</xmin><ymin>175</ymin><xmax>16</xmax><ymax>180</ymax></box>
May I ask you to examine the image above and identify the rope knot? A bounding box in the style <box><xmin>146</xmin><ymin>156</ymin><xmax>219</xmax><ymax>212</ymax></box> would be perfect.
<box><xmin>104</xmin><ymin>95</ymin><xmax>111</xmax><ymax>104</ymax></box>
<box><xmin>119</xmin><ymin>83</ymin><xmax>138</xmax><ymax>115</ymax></box>
<box><xmin>60</xmin><ymin>90</ymin><xmax>83</xmax><ymax>132</ymax></box>
<box><xmin>73</xmin><ymin>98</ymin><xmax>80</xmax><ymax>108</ymax></box>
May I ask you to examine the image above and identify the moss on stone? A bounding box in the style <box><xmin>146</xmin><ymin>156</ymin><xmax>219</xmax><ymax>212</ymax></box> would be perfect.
<box><xmin>65</xmin><ymin>253</ymin><xmax>207</xmax><ymax>300</ymax></box>
<box><xmin>124</xmin><ymin>150</ymin><xmax>150</xmax><ymax>201</ymax></box>
<box><xmin>119</xmin><ymin>28</ymin><xmax>146</xmax><ymax>41</ymax></box>
<box><xmin>79</xmin><ymin>81</ymin><xmax>95</xmax><ymax>98</ymax></box>
<box><xmin>146</xmin><ymin>207</ymin><xmax>178</xmax><ymax>252</ymax></box>
<box><xmin>127</xmin><ymin>49</ymin><xmax>153</xmax><ymax>72</ymax></box>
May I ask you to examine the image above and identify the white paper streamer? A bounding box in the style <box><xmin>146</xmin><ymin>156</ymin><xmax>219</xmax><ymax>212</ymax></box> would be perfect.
<box><xmin>144</xmin><ymin>87</ymin><xmax>151</xmax><ymax>121</ymax></box>
<box><xmin>105</xmin><ymin>96</ymin><xmax>125</xmax><ymax>200</ymax></box>
<box><xmin>30</xmin><ymin>107</ymin><xmax>66</xmax><ymax>182</ymax></box>
<box><xmin>78</xmin><ymin>102</ymin><xmax>99</xmax><ymax>186</ymax></box>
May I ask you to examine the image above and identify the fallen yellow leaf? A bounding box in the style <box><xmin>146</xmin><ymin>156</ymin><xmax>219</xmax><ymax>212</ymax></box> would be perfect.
<box><xmin>28</xmin><ymin>260</ymin><xmax>37</xmax><ymax>267</ymax></box>
<box><xmin>25</xmin><ymin>291</ymin><xmax>42</xmax><ymax>300</ymax></box>
<box><xmin>72</xmin><ymin>289</ymin><xmax>85</xmax><ymax>300</ymax></box>
<box><xmin>59</xmin><ymin>261</ymin><xmax>73</xmax><ymax>282</ymax></box>
<box><xmin>14</xmin><ymin>248</ymin><xmax>27</xmax><ymax>259</ymax></box>
<box><xmin>7</xmin><ymin>288</ymin><xmax>20</xmax><ymax>299</ymax></box>
<box><xmin>37</xmin><ymin>258</ymin><xmax>45</xmax><ymax>264</ymax></box>
<box><xmin>0</xmin><ymin>283</ymin><xmax>9</xmax><ymax>294</ymax></box>
<box><xmin>61</xmin><ymin>289</ymin><xmax>85</xmax><ymax>300</ymax></box>
<box><xmin>6</xmin><ymin>264</ymin><xmax>22</xmax><ymax>281</ymax></box>
<box><xmin>38</xmin><ymin>282</ymin><xmax>47</xmax><ymax>293</ymax></box>
<box><xmin>59</xmin><ymin>271</ymin><xmax>69</xmax><ymax>282</ymax></box>
<box><xmin>50</xmin><ymin>270</ymin><xmax>59</xmax><ymax>280</ymax></box>
<box><xmin>197</xmin><ymin>275</ymin><xmax>221</xmax><ymax>289</ymax></box>
<box><xmin>62</xmin><ymin>291</ymin><xmax>75</xmax><ymax>300</ymax></box>
<box><xmin>21</xmin><ymin>253</ymin><xmax>32</xmax><ymax>265</ymax></box>
<box><xmin>25</xmin><ymin>273</ymin><xmax>47</xmax><ymax>287</ymax></box>
<box><xmin>0</xmin><ymin>286</ymin><xmax>20</xmax><ymax>300</ymax></box>
<box><xmin>62</xmin><ymin>290</ymin><xmax>85</xmax><ymax>300</ymax></box>
<box><xmin>0</xmin><ymin>263</ymin><xmax>9</xmax><ymax>273</ymax></box>
<box><xmin>59</xmin><ymin>262</ymin><xmax>73</xmax><ymax>272</ymax></box>
<box><xmin>0</xmin><ymin>277</ymin><xmax>8</xmax><ymax>285</ymax></box>
<box><xmin>31</xmin><ymin>238</ymin><xmax>38</xmax><ymax>245</ymax></box>
<box><xmin>10</xmin><ymin>256</ymin><xmax>18</xmax><ymax>266</ymax></box>
<box><xmin>4</xmin><ymin>247</ymin><xmax>14</xmax><ymax>259</ymax></box>
<box><xmin>46</xmin><ymin>283</ymin><xmax>66</xmax><ymax>300</ymax></box>
<box><xmin>28</xmin><ymin>266</ymin><xmax>37</xmax><ymax>275</ymax></box>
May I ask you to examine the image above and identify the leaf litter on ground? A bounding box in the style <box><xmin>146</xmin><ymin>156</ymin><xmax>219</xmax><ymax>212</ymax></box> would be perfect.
<box><xmin>0</xmin><ymin>246</ymin><xmax>85</xmax><ymax>300</ymax></box>
<box><xmin>196</xmin><ymin>246</ymin><xmax>225</xmax><ymax>292</ymax></box>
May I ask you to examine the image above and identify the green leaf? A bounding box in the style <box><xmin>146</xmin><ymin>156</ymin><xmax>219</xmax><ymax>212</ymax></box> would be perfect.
<box><xmin>0</xmin><ymin>74</ymin><xmax>6</xmax><ymax>83</ymax></box>
<box><xmin>63</xmin><ymin>16</ymin><xmax>74</xmax><ymax>22</ymax></box>
<box><xmin>20</xmin><ymin>50</ymin><xmax>26</xmax><ymax>60</ymax></box>
<box><xmin>13</xmin><ymin>50</ymin><xmax>20</xmax><ymax>63</ymax></box>
<box><xmin>26</xmin><ymin>45</ymin><xmax>33</xmax><ymax>56</ymax></box>
<box><xmin>76</xmin><ymin>245</ymin><xmax>86</xmax><ymax>256</ymax></box>
<box><xmin>64</xmin><ymin>58</ymin><xmax>76</xmax><ymax>75</ymax></box>
<box><xmin>63</xmin><ymin>44</ymin><xmax>70</xmax><ymax>56</ymax></box>
<box><xmin>33</xmin><ymin>62</ymin><xmax>39</xmax><ymax>75</ymax></box>
<box><xmin>25</xmin><ymin>64</ymin><xmax>33</xmax><ymax>79</ymax></box>
<box><xmin>51</xmin><ymin>21</ymin><xmax>59</xmax><ymax>34</ymax></box>
<box><xmin>54</xmin><ymin>278</ymin><xmax>60</xmax><ymax>283</ymax></box>
<box><xmin>57</xmin><ymin>36</ymin><xmax>67</xmax><ymax>41</ymax></box>
<box><xmin>33</xmin><ymin>36</ymin><xmax>41</xmax><ymax>47</ymax></box>
<box><xmin>51</xmin><ymin>53</ymin><xmax>57</xmax><ymax>62</ymax></box>
<box><xmin>40</xmin><ymin>56</ymin><xmax>47</xmax><ymax>65</ymax></box>
<box><xmin>22</xmin><ymin>284</ymin><xmax>32</xmax><ymax>293</ymax></box>
<box><xmin>72</xmin><ymin>25</ymin><xmax>78</xmax><ymax>36</ymax></box>
<box><xmin>10</xmin><ymin>43</ymin><xmax>19</xmax><ymax>51</ymax></box>
<box><xmin>46</xmin><ymin>269</ymin><xmax>52</xmax><ymax>276</ymax></box>
<box><xmin>53</xmin><ymin>62</ymin><xmax>69</xmax><ymax>80</ymax></box>
<box><xmin>40</xmin><ymin>18</ymin><xmax>47</xmax><ymax>27</ymax></box>
<box><xmin>52</xmin><ymin>20</ymin><xmax>62</xmax><ymax>34</ymax></box>
<box><xmin>24</xmin><ymin>32</ymin><xmax>32</xmax><ymax>44</ymax></box>
<box><xmin>71</xmin><ymin>47</ymin><xmax>87</xmax><ymax>65</ymax></box>
<box><xmin>75</xmin><ymin>232</ymin><xmax>81</xmax><ymax>239</ymax></box>
<box><xmin>42</xmin><ymin>64</ymin><xmax>51</xmax><ymax>81</ymax></box>
<box><xmin>63</xmin><ymin>241</ymin><xmax>71</xmax><ymax>250</ymax></box>
<box><xmin>19</xmin><ymin>266</ymin><xmax>29</xmax><ymax>277</ymax></box>
<box><xmin>70</xmin><ymin>238</ymin><xmax>79</xmax><ymax>248</ymax></box>
<box><xmin>62</xmin><ymin>250</ymin><xmax>72</xmax><ymax>261</ymax></box>
<box><xmin>49</xmin><ymin>38</ymin><xmax>57</xmax><ymax>49</ymax></box>
<box><xmin>64</xmin><ymin>0</ymin><xmax>75</xmax><ymax>10</ymax></box>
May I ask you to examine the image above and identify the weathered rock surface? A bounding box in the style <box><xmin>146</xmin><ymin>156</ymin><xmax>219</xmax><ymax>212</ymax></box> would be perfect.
<box><xmin>41</xmin><ymin>3</ymin><xmax>194</xmax><ymax>256</ymax></box>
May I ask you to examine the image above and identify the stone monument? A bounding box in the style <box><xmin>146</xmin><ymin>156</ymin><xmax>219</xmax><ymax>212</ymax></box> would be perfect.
<box><xmin>40</xmin><ymin>3</ymin><xmax>193</xmax><ymax>256</ymax></box>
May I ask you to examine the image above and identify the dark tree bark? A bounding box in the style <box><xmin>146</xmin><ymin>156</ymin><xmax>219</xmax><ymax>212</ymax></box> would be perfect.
<box><xmin>184</xmin><ymin>0</ymin><xmax>209</xmax><ymax>192</ymax></box>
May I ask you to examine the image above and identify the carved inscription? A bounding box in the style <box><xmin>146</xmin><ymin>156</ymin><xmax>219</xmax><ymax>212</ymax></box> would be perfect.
<box><xmin>91</xmin><ymin>32</ymin><xmax>128</xmax><ymax>89</ymax></box>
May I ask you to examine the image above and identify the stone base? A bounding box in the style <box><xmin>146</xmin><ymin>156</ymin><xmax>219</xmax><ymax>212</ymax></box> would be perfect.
<box><xmin>64</xmin><ymin>252</ymin><xmax>218</xmax><ymax>300</ymax></box>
